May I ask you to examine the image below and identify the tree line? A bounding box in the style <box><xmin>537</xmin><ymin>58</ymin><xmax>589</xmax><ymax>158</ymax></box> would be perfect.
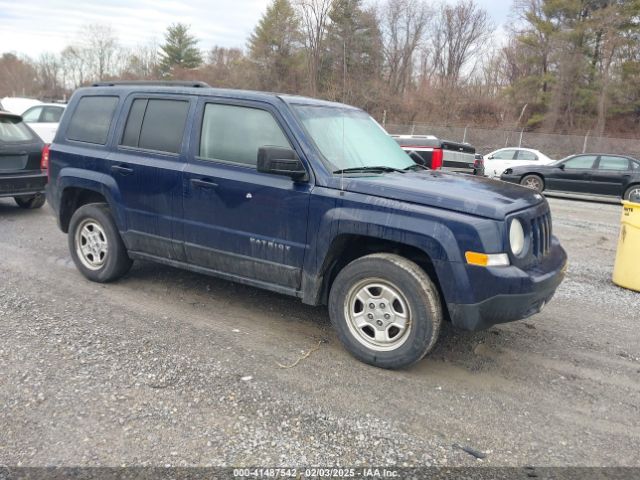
<box><xmin>1</xmin><ymin>0</ymin><xmax>639</xmax><ymax>136</ymax></box>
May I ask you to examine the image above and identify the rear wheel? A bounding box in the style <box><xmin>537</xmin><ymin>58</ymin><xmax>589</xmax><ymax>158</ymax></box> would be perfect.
<box><xmin>520</xmin><ymin>174</ymin><xmax>544</xmax><ymax>192</ymax></box>
<box><xmin>68</xmin><ymin>203</ymin><xmax>132</xmax><ymax>282</ymax></box>
<box><xmin>328</xmin><ymin>253</ymin><xmax>442</xmax><ymax>369</ymax></box>
<box><xmin>14</xmin><ymin>194</ymin><xmax>45</xmax><ymax>209</ymax></box>
<box><xmin>623</xmin><ymin>185</ymin><xmax>640</xmax><ymax>202</ymax></box>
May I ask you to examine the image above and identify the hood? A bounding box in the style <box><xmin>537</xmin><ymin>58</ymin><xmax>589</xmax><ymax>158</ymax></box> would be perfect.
<box><xmin>330</xmin><ymin>170</ymin><xmax>544</xmax><ymax>220</ymax></box>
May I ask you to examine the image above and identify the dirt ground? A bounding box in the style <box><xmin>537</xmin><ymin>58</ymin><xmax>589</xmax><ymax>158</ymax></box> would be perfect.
<box><xmin>0</xmin><ymin>196</ymin><xmax>638</xmax><ymax>467</ymax></box>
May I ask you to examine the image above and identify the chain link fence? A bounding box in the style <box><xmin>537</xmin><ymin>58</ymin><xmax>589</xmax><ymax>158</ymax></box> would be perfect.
<box><xmin>385</xmin><ymin>123</ymin><xmax>640</xmax><ymax>160</ymax></box>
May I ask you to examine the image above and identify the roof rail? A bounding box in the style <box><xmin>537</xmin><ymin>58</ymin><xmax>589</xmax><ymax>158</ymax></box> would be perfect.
<box><xmin>91</xmin><ymin>81</ymin><xmax>211</xmax><ymax>88</ymax></box>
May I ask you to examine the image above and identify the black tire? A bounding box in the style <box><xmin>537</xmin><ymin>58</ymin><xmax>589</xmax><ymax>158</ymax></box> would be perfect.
<box><xmin>520</xmin><ymin>174</ymin><xmax>544</xmax><ymax>192</ymax></box>
<box><xmin>623</xmin><ymin>185</ymin><xmax>640</xmax><ymax>202</ymax></box>
<box><xmin>14</xmin><ymin>194</ymin><xmax>46</xmax><ymax>209</ymax></box>
<box><xmin>68</xmin><ymin>203</ymin><xmax>132</xmax><ymax>282</ymax></box>
<box><xmin>328</xmin><ymin>253</ymin><xmax>442</xmax><ymax>369</ymax></box>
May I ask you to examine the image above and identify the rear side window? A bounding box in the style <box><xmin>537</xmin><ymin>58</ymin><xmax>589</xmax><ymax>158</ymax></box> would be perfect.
<box><xmin>121</xmin><ymin>98</ymin><xmax>189</xmax><ymax>154</ymax></box>
<box><xmin>199</xmin><ymin>103</ymin><xmax>290</xmax><ymax>166</ymax></box>
<box><xmin>516</xmin><ymin>150</ymin><xmax>537</xmax><ymax>161</ymax></box>
<box><xmin>0</xmin><ymin>116</ymin><xmax>35</xmax><ymax>142</ymax></box>
<box><xmin>598</xmin><ymin>156</ymin><xmax>629</xmax><ymax>171</ymax></box>
<box><xmin>66</xmin><ymin>96</ymin><xmax>118</xmax><ymax>145</ymax></box>
<box><xmin>42</xmin><ymin>106</ymin><xmax>64</xmax><ymax>123</ymax></box>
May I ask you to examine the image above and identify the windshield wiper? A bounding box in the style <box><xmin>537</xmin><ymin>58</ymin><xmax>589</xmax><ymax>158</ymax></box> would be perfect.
<box><xmin>333</xmin><ymin>166</ymin><xmax>406</xmax><ymax>175</ymax></box>
<box><xmin>404</xmin><ymin>164</ymin><xmax>429</xmax><ymax>171</ymax></box>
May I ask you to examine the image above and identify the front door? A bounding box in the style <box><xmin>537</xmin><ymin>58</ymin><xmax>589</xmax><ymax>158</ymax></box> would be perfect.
<box><xmin>182</xmin><ymin>99</ymin><xmax>311</xmax><ymax>293</ymax></box>
<box><xmin>547</xmin><ymin>155</ymin><xmax>597</xmax><ymax>193</ymax></box>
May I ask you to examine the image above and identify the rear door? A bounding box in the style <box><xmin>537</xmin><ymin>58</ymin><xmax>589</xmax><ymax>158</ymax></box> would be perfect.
<box><xmin>590</xmin><ymin>156</ymin><xmax>632</xmax><ymax>196</ymax></box>
<box><xmin>547</xmin><ymin>155</ymin><xmax>597</xmax><ymax>192</ymax></box>
<box><xmin>182</xmin><ymin>98</ymin><xmax>311</xmax><ymax>292</ymax></box>
<box><xmin>108</xmin><ymin>95</ymin><xmax>193</xmax><ymax>260</ymax></box>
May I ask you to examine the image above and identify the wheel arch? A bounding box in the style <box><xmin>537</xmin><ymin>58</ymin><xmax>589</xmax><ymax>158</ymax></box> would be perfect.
<box><xmin>303</xmin><ymin>233</ymin><xmax>450</xmax><ymax>321</ymax></box>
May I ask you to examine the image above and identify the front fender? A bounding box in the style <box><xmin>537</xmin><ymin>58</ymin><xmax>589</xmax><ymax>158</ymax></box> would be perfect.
<box><xmin>302</xmin><ymin>188</ymin><xmax>502</xmax><ymax>306</ymax></box>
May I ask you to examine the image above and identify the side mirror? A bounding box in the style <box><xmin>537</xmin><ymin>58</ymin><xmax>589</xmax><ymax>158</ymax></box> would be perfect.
<box><xmin>558</xmin><ymin>164</ymin><xmax>565</xmax><ymax>170</ymax></box>
<box><xmin>488</xmin><ymin>155</ymin><xmax>494</xmax><ymax>160</ymax></box>
<box><xmin>257</xmin><ymin>146</ymin><xmax>308</xmax><ymax>181</ymax></box>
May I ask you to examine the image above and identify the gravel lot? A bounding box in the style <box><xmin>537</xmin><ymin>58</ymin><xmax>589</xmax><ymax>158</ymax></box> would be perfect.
<box><xmin>0</xmin><ymin>196</ymin><xmax>638</xmax><ymax>468</ymax></box>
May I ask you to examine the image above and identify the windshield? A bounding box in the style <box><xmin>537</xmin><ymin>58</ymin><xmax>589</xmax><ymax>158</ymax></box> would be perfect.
<box><xmin>0</xmin><ymin>117</ymin><xmax>35</xmax><ymax>142</ymax></box>
<box><xmin>292</xmin><ymin>105</ymin><xmax>415</xmax><ymax>172</ymax></box>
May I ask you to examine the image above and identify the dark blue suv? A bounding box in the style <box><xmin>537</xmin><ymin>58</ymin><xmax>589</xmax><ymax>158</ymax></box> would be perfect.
<box><xmin>46</xmin><ymin>82</ymin><xmax>567</xmax><ymax>369</ymax></box>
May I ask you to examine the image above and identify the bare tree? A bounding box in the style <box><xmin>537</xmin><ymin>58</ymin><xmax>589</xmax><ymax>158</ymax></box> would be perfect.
<box><xmin>380</xmin><ymin>0</ymin><xmax>431</xmax><ymax>96</ymax></box>
<box><xmin>37</xmin><ymin>53</ymin><xmax>63</xmax><ymax>99</ymax></box>
<box><xmin>81</xmin><ymin>24</ymin><xmax>119</xmax><ymax>81</ymax></box>
<box><xmin>430</xmin><ymin>0</ymin><xmax>493</xmax><ymax>87</ymax></box>
<box><xmin>297</xmin><ymin>0</ymin><xmax>333</xmax><ymax>95</ymax></box>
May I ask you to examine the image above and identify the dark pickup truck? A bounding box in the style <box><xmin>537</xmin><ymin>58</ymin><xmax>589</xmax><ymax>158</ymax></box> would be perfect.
<box><xmin>392</xmin><ymin>134</ymin><xmax>477</xmax><ymax>174</ymax></box>
<box><xmin>46</xmin><ymin>82</ymin><xmax>567</xmax><ymax>369</ymax></box>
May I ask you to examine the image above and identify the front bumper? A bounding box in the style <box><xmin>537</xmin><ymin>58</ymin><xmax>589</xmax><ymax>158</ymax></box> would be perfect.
<box><xmin>500</xmin><ymin>173</ymin><xmax>520</xmax><ymax>185</ymax></box>
<box><xmin>0</xmin><ymin>171</ymin><xmax>47</xmax><ymax>198</ymax></box>
<box><xmin>447</xmin><ymin>240</ymin><xmax>567</xmax><ymax>331</ymax></box>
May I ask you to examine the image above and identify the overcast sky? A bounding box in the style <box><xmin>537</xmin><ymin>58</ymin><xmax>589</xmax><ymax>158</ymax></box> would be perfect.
<box><xmin>0</xmin><ymin>0</ymin><xmax>512</xmax><ymax>58</ymax></box>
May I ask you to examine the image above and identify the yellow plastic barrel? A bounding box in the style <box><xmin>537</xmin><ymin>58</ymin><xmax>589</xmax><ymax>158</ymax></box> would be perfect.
<box><xmin>612</xmin><ymin>200</ymin><xmax>640</xmax><ymax>292</ymax></box>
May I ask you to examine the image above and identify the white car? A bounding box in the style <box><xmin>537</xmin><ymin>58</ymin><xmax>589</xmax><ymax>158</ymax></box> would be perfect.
<box><xmin>0</xmin><ymin>97</ymin><xmax>42</xmax><ymax>115</ymax></box>
<box><xmin>483</xmin><ymin>148</ymin><xmax>555</xmax><ymax>178</ymax></box>
<box><xmin>20</xmin><ymin>103</ymin><xmax>66</xmax><ymax>143</ymax></box>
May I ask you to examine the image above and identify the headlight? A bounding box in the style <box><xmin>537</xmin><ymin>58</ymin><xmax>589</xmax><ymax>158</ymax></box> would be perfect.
<box><xmin>509</xmin><ymin>218</ymin><xmax>525</xmax><ymax>256</ymax></box>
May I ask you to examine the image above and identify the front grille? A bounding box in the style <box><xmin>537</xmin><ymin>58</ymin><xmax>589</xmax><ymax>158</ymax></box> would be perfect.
<box><xmin>531</xmin><ymin>211</ymin><xmax>552</xmax><ymax>258</ymax></box>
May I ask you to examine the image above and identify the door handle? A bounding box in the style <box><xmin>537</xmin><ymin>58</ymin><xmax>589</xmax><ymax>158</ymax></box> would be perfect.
<box><xmin>111</xmin><ymin>165</ymin><xmax>134</xmax><ymax>175</ymax></box>
<box><xmin>190</xmin><ymin>178</ymin><xmax>218</xmax><ymax>189</ymax></box>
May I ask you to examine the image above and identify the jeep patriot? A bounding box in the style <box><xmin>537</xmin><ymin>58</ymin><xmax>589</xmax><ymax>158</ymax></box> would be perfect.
<box><xmin>46</xmin><ymin>82</ymin><xmax>567</xmax><ymax>369</ymax></box>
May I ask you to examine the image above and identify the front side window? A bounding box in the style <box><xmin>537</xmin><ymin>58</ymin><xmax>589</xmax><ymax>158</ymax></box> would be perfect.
<box><xmin>0</xmin><ymin>116</ymin><xmax>35</xmax><ymax>142</ymax></box>
<box><xmin>598</xmin><ymin>156</ymin><xmax>629</xmax><ymax>171</ymax></box>
<box><xmin>292</xmin><ymin>105</ymin><xmax>413</xmax><ymax>171</ymax></box>
<box><xmin>66</xmin><ymin>96</ymin><xmax>118</xmax><ymax>145</ymax></box>
<box><xmin>199</xmin><ymin>103</ymin><xmax>290</xmax><ymax>166</ymax></box>
<box><xmin>492</xmin><ymin>149</ymin><xmax>517</xmax><ymax>160</ymax></box>
<box><xmin>120</xmin><ymin>98</ymin><xmax>189</xmax><ymax>154</ymax></box>
<box><xmin>21</xmin><ymin>107</ymin><xmax>42</xmax><ymax>122</ymax></box>
<box><xmin>563</xmin><ymin>155</ymin><xmax>597</xmax><ymax>170</ymax></box>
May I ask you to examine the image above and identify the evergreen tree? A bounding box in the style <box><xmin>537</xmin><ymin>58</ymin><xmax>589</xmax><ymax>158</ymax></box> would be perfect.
<box><xmin>158</xmin><ymin>23</ymin><xmax>203</xmax><ymax>76</ymax></box>
<box><xmin>326</xmin><ymin>0</ymin><xmax>383</xmax><ymax>103</ymax></box>
<box><xmin>248</xmin><ymin>0</ymin><xmax>303</xmax><ymax>92</ymax></box>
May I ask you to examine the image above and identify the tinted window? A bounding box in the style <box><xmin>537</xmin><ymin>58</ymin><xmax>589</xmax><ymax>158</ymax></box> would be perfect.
<box><xmin>22</xmin><ymin>106</ymin><xmax>42</xmax><ymax>122</ymax></box>
<box><xmin>138</xmin><ymin>99</ymin><xmax>189</xmax><ymax>153</ymax></box>
<box><xmin>66</xmin><ymin>96</ymin><xmax>118</xmax><ymax>145</ymax></box>
<box><xmin>517</xmin><ymin>150</ymin><xmax>538</xmax><ymax>161</ymax></box>
<box><xmin>598</xmin><ymin>156</ymin><xmax>629</xmax><ymax>171</ymax></box>
<box><xmin>121</xmin><ymin>99</ymin><xmax>148</xmax><ymax>148</ymax></box>
<box><xmin>492</xmin><ymin>149</ymin><xmax>517</xmax><ymax>160</ymax></box>
<box><xmin>563</xmin><ymin>155</ymin><xmax>596</xmax><ymax>170</ymax></box>
<box><xmin>200</xmin><ymin>103</ymin><xmax>290</xmax><ymax>166</ymax></box>
<box><xmin>42</xmin><ymin>106</ymin><xmax>63</xmax><ymax>123</ymax></box>
<box><xmin>0</xmin><ymin>116</ymin><xmax>35</xmax><ymax>142</ymax></box>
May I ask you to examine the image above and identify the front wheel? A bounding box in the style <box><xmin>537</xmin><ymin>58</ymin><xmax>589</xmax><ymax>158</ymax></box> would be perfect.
<box><xmin>520</xmin><ymin>174</ymin><xmax>544</xmax><ymax>192</ymax></box>
<box><xmin>68</xmin><ymin>203</ymin><xmax>132</xmax><ymax>282</ymax></box>
<box><xmin>14</xmin><ymin>194</ymin><xmax>45</xmax><ymax>209</ymax></box>
<box><xmin>328</xmin><ymin>253</ymin><xmax>442</xmax><ymax>369</ymax></box>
